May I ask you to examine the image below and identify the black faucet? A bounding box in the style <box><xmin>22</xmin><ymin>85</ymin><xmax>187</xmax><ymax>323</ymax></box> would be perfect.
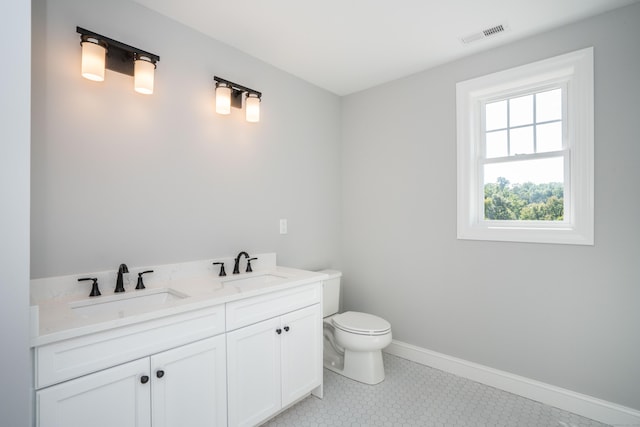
<box><xmin>232</xmin><ymin>251</ymin><xmax>250</xmax><ymax>274</ymax></box>
<box><xmin>115</xmin><ymin>263</ymin><xmax>128</xmax><ymax>293</ymax></box>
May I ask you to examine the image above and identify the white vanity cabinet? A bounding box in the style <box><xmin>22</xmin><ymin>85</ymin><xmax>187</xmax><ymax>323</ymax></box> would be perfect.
<box><xmin>36</xmin><ymin>305</ymin><xmax>227</xmax><ymax>427</ymax></box>
<box><xmin>226</xmin><ymin>283</ymin><xmax>323</xmax><ymax>427</ymax></box>
<box><xmin>33</xmin><ymin>272</ymin><xmax>325</xmax><ymax>427</ymax></box>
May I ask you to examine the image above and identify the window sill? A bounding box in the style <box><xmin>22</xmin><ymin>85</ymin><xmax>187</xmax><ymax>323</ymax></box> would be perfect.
<box><xmin>457</xmin><ymin>223</ymin><xmax>593</xmax><ymax>245</ymax></box>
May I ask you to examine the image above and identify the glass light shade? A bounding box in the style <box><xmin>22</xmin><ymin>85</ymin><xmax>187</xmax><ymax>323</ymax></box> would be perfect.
<box><xmin>81</xmin><ymin>39</ymin><xmax>106</xmax><ymax>82</ymax></box>
<box><xmin>245</xmin><ymin>94</ymin><xmax>260</xmax><ymax>123</ymax></box>
<box><xmin>216</xmin><ymin>84</ymin><xmax>232</xmax><ymax>115</ymax></box>
<box><xmin>134</xmin><ymin>57</ymin><xmax>155</xmax><ymax>95</ymax></box>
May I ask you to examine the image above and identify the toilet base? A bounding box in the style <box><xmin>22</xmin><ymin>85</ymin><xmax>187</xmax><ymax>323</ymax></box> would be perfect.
<box><xmin>324</xmin><ymin>348</ymin><xmax>385</xmax><ymax>385</ymax></box>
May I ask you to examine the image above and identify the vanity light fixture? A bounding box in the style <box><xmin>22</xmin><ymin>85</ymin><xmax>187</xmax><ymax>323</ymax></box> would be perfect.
<box><xmin>77</xmin><ymin>27</ymin><xmax>160</xmax><ymax>95</ymax></box>
<box><xmin>214</xmin><ymin>76</ymin><xmax>262</xmax><ymax>122</ymax></box>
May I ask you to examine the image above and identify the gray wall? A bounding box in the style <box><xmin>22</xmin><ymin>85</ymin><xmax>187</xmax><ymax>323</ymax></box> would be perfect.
<box><xmin>341</xmin><ymin>4</ymin><xmax>640</xmax><ymax>410</ymax></box>
<box><xmin>31</xmin><ymin>0</ymin><xmax>342</xmax><ymax>278</ymax></box>
<box><xmin>0</xmin><ymin>1</ymin><xmax>31</xmax><ymax>425</ymax></box>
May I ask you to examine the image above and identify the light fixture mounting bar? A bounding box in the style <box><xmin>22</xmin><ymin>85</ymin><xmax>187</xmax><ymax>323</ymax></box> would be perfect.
<box><xmin>77</xmin><ymin>27</ymin><xmax>160</xmax><ymax>77</ymax></box>
<box><xmin>214</xmin><ymin>76</ymin><xmax>262</xmax><ymax>99</ymax></box>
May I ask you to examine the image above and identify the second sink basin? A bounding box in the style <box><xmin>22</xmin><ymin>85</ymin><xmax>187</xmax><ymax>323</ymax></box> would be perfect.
<box><xmin>70</xmin><ymin>288</ymin><xmax>188</xmax><ymax>317</ymax></box>
<box><xmin>222</xmin><ymin>273</ymin><xmax>288</xmax><ymax>288</ymax></box>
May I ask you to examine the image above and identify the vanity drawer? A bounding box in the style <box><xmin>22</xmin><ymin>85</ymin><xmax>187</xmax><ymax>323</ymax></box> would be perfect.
<box><xmin>226</xmin><ymin>282</ymin><xmax>321</xmax><ymax>331</ymax></box>
<box><xmin>35</xmin><ymin>304</ymin><xmax>225</xmax><ymax>389</ymax></box>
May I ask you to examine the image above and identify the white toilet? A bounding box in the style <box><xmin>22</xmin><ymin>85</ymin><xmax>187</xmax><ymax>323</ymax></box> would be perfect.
<box><xmin>321</xmin><ymin>270</ymin><xmax>392</xmax><ymax>385</ymax></box>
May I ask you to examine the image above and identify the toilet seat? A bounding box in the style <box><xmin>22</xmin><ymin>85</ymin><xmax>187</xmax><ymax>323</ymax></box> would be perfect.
<box><xmin>332</xmin><ymin>311</ymin><xmax>391</xmax><ymax>336</ymax></box>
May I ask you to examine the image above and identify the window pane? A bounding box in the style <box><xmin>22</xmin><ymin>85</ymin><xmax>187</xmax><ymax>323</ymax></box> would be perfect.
<box><xmin>510</xmin><ymin>126</ymin><xmax>534</xmax><ymax>155</ymax></box>
<box><xmin>509</xmin><ymin>94</ymin><xmax>533</xmax><ymax>127</ymax></box>
<box><xmin>486</xmin><ymin>100</ymin><xmax>507</xmax><ymax>131</ymax></box>
<box><xmin>536</xmin><ymin>122</ymin><xmax>562</xmax><ymax>153</ymax></box>
<box><xmin>536</xmin><ymin>89</ymin><xmax>562</xmax><ymax>122</ymax></box>
<box><xmin>486</xmin><ymin>130</ymin><xmax>508</xmax><ymax>158</ymax></box>
<box><xmin>484</xmin><ymin>156</ymin><xmax>564</xmax><ymax>185</ymax></box>
<box><xmin>484</xmin><ymin>157</ymin><xmax>565</xmax><ymax>221</ymax></box>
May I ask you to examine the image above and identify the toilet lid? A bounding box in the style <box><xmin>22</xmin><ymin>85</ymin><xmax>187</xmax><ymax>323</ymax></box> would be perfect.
<box><xmin>332</xmin><ymin>311</ymin><xmax>391</xmax><ymax>335</ymax></box>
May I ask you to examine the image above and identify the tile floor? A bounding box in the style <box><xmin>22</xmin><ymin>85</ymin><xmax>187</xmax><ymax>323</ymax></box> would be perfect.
<box><xmin>264</xmin><ymin>353</ymin><xmax>609</xmax><ymax>427</ymax></box>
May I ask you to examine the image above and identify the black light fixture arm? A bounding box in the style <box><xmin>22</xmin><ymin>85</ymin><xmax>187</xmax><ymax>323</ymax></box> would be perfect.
<box><xmin>77</xmin><ymin>26</ymin><xmax>160</xmax><ymax>76</ymax></box>
<box><xmin>214</xmin><ymin>76</ymin><xmax>262</xmax><ymax>99</ymax></box>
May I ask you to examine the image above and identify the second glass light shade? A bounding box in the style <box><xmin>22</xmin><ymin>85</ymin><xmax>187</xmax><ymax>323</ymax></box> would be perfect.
<box><xmin>245</xmin><ymin>93</ymin><xmax>260</xmax><ymax>123</ymax></box>
<box><xmin>134</xmin><ymin>56</ymin><xmax>155</xmax><ymax>95</ymax></box>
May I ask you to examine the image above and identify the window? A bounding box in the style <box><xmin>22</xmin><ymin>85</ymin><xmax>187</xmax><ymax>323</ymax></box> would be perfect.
<box><xmin>483</xmin><ymin>87</ymin><xmax>565</xmax><ymax>221</ymax></box>
<box><xmin>456</xmin><ymin>48</ymin><xmax>594</xmax><ymax>245</ymax></box>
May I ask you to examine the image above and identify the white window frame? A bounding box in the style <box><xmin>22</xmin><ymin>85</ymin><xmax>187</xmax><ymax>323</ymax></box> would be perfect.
<box><xmin>456</xmin><ymin>47</ymin><xmax>594</xmax><ymax>245</ymax></box>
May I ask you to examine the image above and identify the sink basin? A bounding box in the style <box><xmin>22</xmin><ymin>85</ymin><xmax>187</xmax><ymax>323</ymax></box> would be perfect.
<box><xmin>70</xmin><ymin>288</ymin><xmax>188</xmax><ymax>317</ymax></box>
<box><xmin>222</xmin><ymin>273</ymin><xmax>288</xmax><ymax>288</ymax></box>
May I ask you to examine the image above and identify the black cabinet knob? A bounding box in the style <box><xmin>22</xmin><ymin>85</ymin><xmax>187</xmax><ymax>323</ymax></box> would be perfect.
<box><xmin>284</xmin><ymin>326</ymin><xmax>290</xmax><ymax>332</ymax></box>
<box><xmin>140</xmin><ymin>375</ymin><xmax>149</xmax><ymax>384</ymax></box>
<box><xmin>156</xmin><ymin>370</ymin><xmax>165</xmax><ymax>378</ymax></box>
<box><xmin>276</xmin><ymin>328</ymin><xmax>282</xmax><ymax>335</ymax></box>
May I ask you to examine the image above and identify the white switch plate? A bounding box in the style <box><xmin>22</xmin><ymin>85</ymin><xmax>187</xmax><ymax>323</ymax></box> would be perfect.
<box><xmin>279</xmin><ymin>219</ymin><xmax>288</xmax><ymax>234</ymax></box>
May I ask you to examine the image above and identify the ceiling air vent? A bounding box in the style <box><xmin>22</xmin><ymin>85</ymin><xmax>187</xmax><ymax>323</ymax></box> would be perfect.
<box><xmin>461</xmin><ymin>23</ymin><xmax>509</xmax><ymax>44</ymax></box>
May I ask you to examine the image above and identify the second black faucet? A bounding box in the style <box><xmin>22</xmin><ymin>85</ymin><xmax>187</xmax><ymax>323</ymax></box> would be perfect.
<box><xmin>232</xmin><ymin>251</ymin><xmax>258</xmax><ymax>274</ymax></box>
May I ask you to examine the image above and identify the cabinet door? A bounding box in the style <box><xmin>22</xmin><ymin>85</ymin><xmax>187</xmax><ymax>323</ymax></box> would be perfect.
<box><xmin>37</xmin><ymin>358</ymin><xmax>151</xmax><ymax>427</ymax></box>
<box><xmin>280</xmin><ymin>304</ymin><xmax>323</xmax><ymax>407</ymax></box>
<box><xmin>151</xmin><ymin>335</ymin><xmax>227</xmax><ymax>427</ymax></box>
<box><xmin>227</xmin><ymin>317</ymin><xmax>282</xmax><ymax>427</ymax></box>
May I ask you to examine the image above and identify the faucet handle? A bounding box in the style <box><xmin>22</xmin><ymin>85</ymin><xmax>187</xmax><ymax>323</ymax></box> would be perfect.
<box><xmin>212</xmin><ymin>262</ymin><xmax>226</xmax><ymax>277</ymax></box>
<box><xmin>136</xmin><ymin>270</ymin><xmax>154</xmax><ymax>290</ymax></box>
<box><xmin>246</xmin><ymin>257</ymin><xmax>258</xmax><ymax>273</ymax></box>
<box><xmin>78</xmin><ymin>277</ymin><xmax>101</xmax><ymax>297</ymax></box>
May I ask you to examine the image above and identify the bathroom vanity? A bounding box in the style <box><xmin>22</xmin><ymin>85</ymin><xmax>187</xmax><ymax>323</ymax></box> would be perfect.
<box><xmin>30</xmin><ymin>254</ymin><xmax>325</xmax><ymax>427</ymax></box>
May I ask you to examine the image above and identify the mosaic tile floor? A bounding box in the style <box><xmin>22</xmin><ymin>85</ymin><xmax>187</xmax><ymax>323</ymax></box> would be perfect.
<box><xmin>264</xmin><ymin>353</ymin><xmax>609</xmax><ymax>427</ymax></box>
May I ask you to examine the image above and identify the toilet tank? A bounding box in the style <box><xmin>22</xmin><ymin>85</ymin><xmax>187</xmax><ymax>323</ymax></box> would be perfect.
<box><xmin>319</xmin><ymin>270</ymin><xmax>342</xmax><ymax>317</ymax></box>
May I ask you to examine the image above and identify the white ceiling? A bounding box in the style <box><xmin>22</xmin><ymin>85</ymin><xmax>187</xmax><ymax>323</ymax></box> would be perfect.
<box><xmin>133</xmin><ymin>0</ymin><xmax>638</xmax><ymax>95</ymax></box>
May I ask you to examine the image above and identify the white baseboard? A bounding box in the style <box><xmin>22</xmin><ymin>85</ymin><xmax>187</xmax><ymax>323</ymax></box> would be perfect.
<box><xmin>384</xmin><ymin>340</ymin><xmax>640</xmax><ymax>427</ymax></box>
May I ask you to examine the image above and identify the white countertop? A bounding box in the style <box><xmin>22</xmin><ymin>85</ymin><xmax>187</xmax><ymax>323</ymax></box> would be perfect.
<box><xmin>32</xmin><ymin>264</ymin><xmax>327</xmax><ymax>347</ymax></box>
